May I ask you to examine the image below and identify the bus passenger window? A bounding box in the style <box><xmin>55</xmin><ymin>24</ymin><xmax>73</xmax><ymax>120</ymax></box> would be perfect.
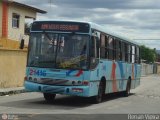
<box><xmin>119</xmin><ymin>41</ymin><xmax>122</xmax><ymax>60</ymax></box>
<box><xmin>105</xmin><ymin>35</ymin><xmax>109</xmax><ymax>59</ymax></box>
<box><xmin>135</xmin><ymin>46</ymin><xmax>140</xmax><ymax>63</ymax></box>
<box><xmin>108</xmin><ymin>37</ymin><xmax>114</xmax><ymax>60</ymax></box>
<box><xmin>90</xmin><ymin>36</ymin><xmax>99</xmax><ymax>69</ymax></box>
<box><xmin>115</xmin><ymin>39</ymin><xmax>120</xmax><ymax>60</ymax></box>
<box><xmin>100</xmin><ymin>34</ymin><xmax>105</xmax><ymax>58</ymax></box>
<box><xmin>125</xmin><ymin>43</ymin><xmax>128</xmax><ymax>62</ymax></box>
<box><xmin>121</xmin><ymin>42</ymin><xmax>125</xmax><ymax>61</ymax></box>
<box><xmin>91</xmin><ymin>35</ymin><xmax>99</xmax><ymax>58</ymax></box>
<box><xmin>128</xmin><ymin>45</ymin><xmax>131</xmax><ymax>63</ymax></box>
<box><xmin>132</xmin><ymin>45</ymin><xmax>135</xmax><ymax>63</ymax></box>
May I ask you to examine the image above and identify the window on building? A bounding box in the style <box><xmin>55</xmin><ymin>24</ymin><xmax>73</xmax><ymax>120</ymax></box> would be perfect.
<box><xmin>12</xmin><ymin>13</ymin><xmax>20</xmax><ymax>28</ymax></box>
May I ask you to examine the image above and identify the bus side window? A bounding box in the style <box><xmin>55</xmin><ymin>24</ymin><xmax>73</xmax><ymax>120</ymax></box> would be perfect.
<box><xmin>100</xmin><ymin>34</ymin><xmax>105</xmax><ymax>58</ymax></box>
<box><xmin>119</xmin><ymin>40</ymin><xmax>122</xmax><ymax>60</ymax></box>
<box><xmin>136</xmin><ymin>46</ymin><xmax>140</xmax><ymax>63</ymax></box>
<box><xmin>125</xmin><ymin>43</ymin><xmax>128</xmax><ymax>62</ymax></box>
<box><xmin>91</xmin><ymin>36</ymin><xmax>99</xmax><ymax>58</ymax></box>
<box><xmin>128</xmin><ymin>44</ymin><xmax>131</xmax><ymax>63</ymax></box>
<box><xmin>90</xmin><ymin>35</ymin><xmax>99</xmax><ymax>69</ymax></box>
<box><xmin>121</xmin><ymin>42</ymin><xmax>125</xmax><ymax>61</ymax></box>
<box><xmin>138</xmin><ymin>47</ymin><xmax>141</xmax><ymax>63</ymax></box>
<box><xmin>108</xmin><ymin>36</ymin><xmax>114</xmax><ymax>60</ymax></box>
<box><xmin>91</xmin><ymin>36</ymin><xmax>95</xmax><ymax>57</ymax></box>
<box><xmin>105</xmin><ymin>35</ymin><xmax>109</xmax><ymax>59</ymax></box>
<box><xmin>113</xmin><ymin>38</ymin><xmax>116</xmax><ymax>60</ymax></box>
<box><xmin>132</xmin><ymin>45</ymin><xmax>135</xmax><ymax>63</ymax></box>
<box><xmin>115</xmin><ymin>39</ymin><xmax>121</xmax><ymax>61</ymax></box>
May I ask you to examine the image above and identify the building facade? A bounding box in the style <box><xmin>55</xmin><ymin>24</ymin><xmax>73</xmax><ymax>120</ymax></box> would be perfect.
<box><xmin>0</xmin><ymin>0</ymin><xmax>46</xmax><ymax>49</ymax></box>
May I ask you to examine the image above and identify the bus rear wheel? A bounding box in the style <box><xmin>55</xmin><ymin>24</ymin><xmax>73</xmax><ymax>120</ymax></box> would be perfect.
<box><xmin>43</xmin><ymin>93</ymin><xmax>56</xmax><ymax>102</ymax></box>
<box><xmin>123</xmin><ymin>79</ymin><xmax>131</xmax><ymax>97</ymax></box>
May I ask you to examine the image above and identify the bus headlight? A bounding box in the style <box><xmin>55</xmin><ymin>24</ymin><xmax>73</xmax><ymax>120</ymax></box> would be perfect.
<box><xmin>78</xmin><ymin>81</ymin><xmax>82</xmax><ymax>84</ymax></box>
<box><xmin>33</xmin><ymin>78</ymin><xmax>37</xmax><ymax>82</ymax></box>
<box><xmin>29</xmin><ymin>77</ymin><xmax>32</xmax><ymax>81</ymax></box>
<box><xmin>72</xmin><ymin>81</ymin><xmax>76</xmax><ymax>85</ymax></box>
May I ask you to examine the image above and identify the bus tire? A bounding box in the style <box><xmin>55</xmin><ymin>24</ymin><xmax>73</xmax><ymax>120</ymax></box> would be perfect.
<box><xmin>92</xmin><ymin>81</ymin><xmax>105</xmax><ymax>104</ymax></box>
<box><xmin>123</xmin><ymin>79</ymin><xmax>131</xmax><ymax>97</ymax></box>
<box><xmin>43</xmin><ymin>93</ymin><xmax>56</xmax><ymax>102</ymax></box>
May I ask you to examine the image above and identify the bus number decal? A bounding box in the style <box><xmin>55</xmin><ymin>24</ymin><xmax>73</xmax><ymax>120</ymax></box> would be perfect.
<box><xmin>29</xmin><ymin>69</ymin><xmax>47</xmax><ymax>77</ymax></box>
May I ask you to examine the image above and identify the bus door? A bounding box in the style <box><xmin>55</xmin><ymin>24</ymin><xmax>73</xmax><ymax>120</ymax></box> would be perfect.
<box><xmin>90</xmin><ymin>31</ymin><xmax>100</xmax><ymax>79</ymax></box>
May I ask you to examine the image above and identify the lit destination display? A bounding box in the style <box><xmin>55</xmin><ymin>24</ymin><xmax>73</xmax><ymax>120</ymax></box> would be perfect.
<box><xmin>31</xmin><ymin>21</ymin><xmax>90</xmax><ymax>33</ymax></box>
<box><xmin>41</xmin><ymin>24</ymin><xmax>79</xmax><ymax>31</ymax></box>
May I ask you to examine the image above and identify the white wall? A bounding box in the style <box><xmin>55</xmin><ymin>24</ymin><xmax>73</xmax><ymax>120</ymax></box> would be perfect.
<box><xmin>8</xmin><ymin>4</ymin><xmax>36</xmax><ymax>44</ymax></box>
<box><xmin>141</xmin><ymin>63</ymin><xmax>154</xmax><ymax>76</ymax></box>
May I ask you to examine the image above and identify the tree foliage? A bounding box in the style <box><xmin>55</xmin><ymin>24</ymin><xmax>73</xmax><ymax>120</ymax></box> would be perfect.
<box><xmin>25</xmin><ymin>23</ymin><xmax>31</xmax><ymax>35</ymax></box>
<box><xmin>140</xmin><ymin>45</ymin><xmax>157</xmax><ymax>63</ymax></box>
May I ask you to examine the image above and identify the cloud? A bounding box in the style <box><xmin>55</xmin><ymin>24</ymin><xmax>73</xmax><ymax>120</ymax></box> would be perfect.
<box><xmin>46</xmin><ymin>0</ymin><xmax>160</xmax><ymax>9</ymax></box>
<box><xmin>14</xmin><ymin>0</ymin><xmax>160</xmax><ymax>49</ymax></box>
<box><xmin>15</xmin><ymin>0</ymin><xmax>160</xmax><ymax>9</ymax></box>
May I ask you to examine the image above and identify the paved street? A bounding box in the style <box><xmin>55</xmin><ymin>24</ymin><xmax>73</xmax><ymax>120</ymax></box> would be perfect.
<box><xmin>0</xmin><ymin>75</ymin><xmax>160</xmax><ymax>116</ymax></box>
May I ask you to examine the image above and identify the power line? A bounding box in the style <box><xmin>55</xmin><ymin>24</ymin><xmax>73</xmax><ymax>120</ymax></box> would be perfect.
<box><xmin>133</xmin><ymin>39</ymin><xmax>160</xmax><ymax>40</ymax></box>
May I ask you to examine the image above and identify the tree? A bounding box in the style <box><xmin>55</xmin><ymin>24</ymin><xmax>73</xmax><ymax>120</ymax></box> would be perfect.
<box><xmin>140</xmin><ymin>45</ymin><xmax>157</xmax><ymax>63</ymax></box>
<box><xmin>25</xmin><ymin>23</ymin><xmax>31</xmax><ymax>35</ymax></box>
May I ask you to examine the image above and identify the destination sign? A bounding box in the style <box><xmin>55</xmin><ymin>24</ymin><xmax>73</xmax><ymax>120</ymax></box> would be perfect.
<box><xmin>31</xmin><ymin>21</ymin><xmax>90</xmax><ymax>33</ymax></box>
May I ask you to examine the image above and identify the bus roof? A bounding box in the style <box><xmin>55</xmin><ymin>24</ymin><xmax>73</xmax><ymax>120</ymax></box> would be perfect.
<box><xmin>34</xmin><ymin>20</ymin><xmax>140</xmax><ymax>46</ymax></box>
<box><xmin>88</xmin><ymin>22</ymin><xmax>140</xmax><ymax>46</ymax></box>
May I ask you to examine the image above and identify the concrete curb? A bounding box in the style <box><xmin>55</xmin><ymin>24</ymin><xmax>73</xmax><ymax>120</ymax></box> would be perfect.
<box><xmin>0</xmin><ymin>87</ymin><xmax>27</xmax><ymax>96</ymax></box>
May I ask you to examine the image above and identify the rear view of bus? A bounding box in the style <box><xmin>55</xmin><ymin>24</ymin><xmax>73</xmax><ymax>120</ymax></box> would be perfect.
<box><xmin>24</xmin><ymin>21</ymin><xmax>141</xmax><ymax>103</ymax></box>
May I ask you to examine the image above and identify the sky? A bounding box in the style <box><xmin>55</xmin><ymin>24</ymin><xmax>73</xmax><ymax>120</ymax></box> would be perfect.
<box><xmin>15</xmin><ymin>0</ymin><xmax>160</xmax><ymax>50</ymax></box>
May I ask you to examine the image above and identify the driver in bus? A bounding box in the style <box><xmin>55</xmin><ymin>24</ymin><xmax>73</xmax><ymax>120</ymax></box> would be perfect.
<box><xmin>47</xmin><ymin>38</ymin><xmax>56</xmax><ymax>53</ymax></box>
<box><xmin>60</xmin><ymin>37</ymin><xmax>65</xmax><ymax>52</ymax></box>
<box><xmin>80</xmin><ymin>45</ymin><xmax>87</xmax><ymax>55</ymax></box>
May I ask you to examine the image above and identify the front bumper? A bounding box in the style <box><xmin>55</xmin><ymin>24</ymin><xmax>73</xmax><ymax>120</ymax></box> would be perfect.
<box><xmin>25</xmin><ymin>81</ymin><xmax>90</xmax><ymax>97</ymax></box>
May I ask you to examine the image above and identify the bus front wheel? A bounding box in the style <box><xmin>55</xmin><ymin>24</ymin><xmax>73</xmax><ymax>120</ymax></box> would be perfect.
<box><xmin>92</xmin><ymin>81</ymin><xmax>104</xmax><ymax>104</ymax></box>
<box><xmin>43</xmin><ymin>93</ymin><xmax>56</xmax><ymax>102</ymax></box>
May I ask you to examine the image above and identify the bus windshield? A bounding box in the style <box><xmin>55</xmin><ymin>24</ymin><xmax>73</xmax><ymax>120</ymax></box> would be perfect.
<box><xmin>27</xmin><ymin>32</ymin><xmax>89</xmax><ymax>69</ymax></box>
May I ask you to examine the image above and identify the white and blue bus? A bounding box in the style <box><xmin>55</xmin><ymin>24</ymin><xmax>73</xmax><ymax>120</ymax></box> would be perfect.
<box><xmin>24</xmin><ymin>21</ymin><xmax>141</xmax><ymax>103</ymax></box>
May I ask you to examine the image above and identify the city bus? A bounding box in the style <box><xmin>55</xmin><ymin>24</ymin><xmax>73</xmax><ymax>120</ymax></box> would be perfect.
<box><xmin>24</xmin><ymin>21</ymin><xmax>141</xmax><ymax>103</ymax></box>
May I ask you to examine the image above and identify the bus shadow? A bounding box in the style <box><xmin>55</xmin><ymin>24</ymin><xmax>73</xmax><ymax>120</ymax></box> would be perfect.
<box><xmin>0</xmin><ymin>93</ymin><xmax>135</xmax><ymax>110</ymax></box>
<box><xmin>44</xmin><ymin>96</ymin><xmax>92</xmax><ymax>107</ymax></box>
<box><xmin>40</xmin><ymin>92</ymin><xmax>136</xmax><ymax>106</ymax></box>
<box><xmin>102</xmin><ymin>92</ymin><xmax>135</xmax><ymax>103</ymax></box>
<box><xmin>0</xmin><ymin>95</ymin><xmax>92</xmax><ymax>110</ymax></box>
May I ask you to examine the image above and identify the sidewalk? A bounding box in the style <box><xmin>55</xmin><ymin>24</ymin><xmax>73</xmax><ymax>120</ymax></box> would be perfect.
<box><xmin>0</xmin><ymin>87</ymin><xmax>26</xmax><ymax>96</ymax></box>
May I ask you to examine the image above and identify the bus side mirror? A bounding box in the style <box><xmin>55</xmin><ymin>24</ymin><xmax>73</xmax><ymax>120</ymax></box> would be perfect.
<box><xmin>19</xmin><ymin>39</ymin><xmax>25</xmax><ymax>49</ymax></box>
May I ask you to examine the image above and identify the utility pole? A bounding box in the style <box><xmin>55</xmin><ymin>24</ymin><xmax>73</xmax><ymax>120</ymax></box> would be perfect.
<box><xmin>49</xmin><ymin>0</ymin><xmax>53</xmax><ymax>9</ymax></box>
